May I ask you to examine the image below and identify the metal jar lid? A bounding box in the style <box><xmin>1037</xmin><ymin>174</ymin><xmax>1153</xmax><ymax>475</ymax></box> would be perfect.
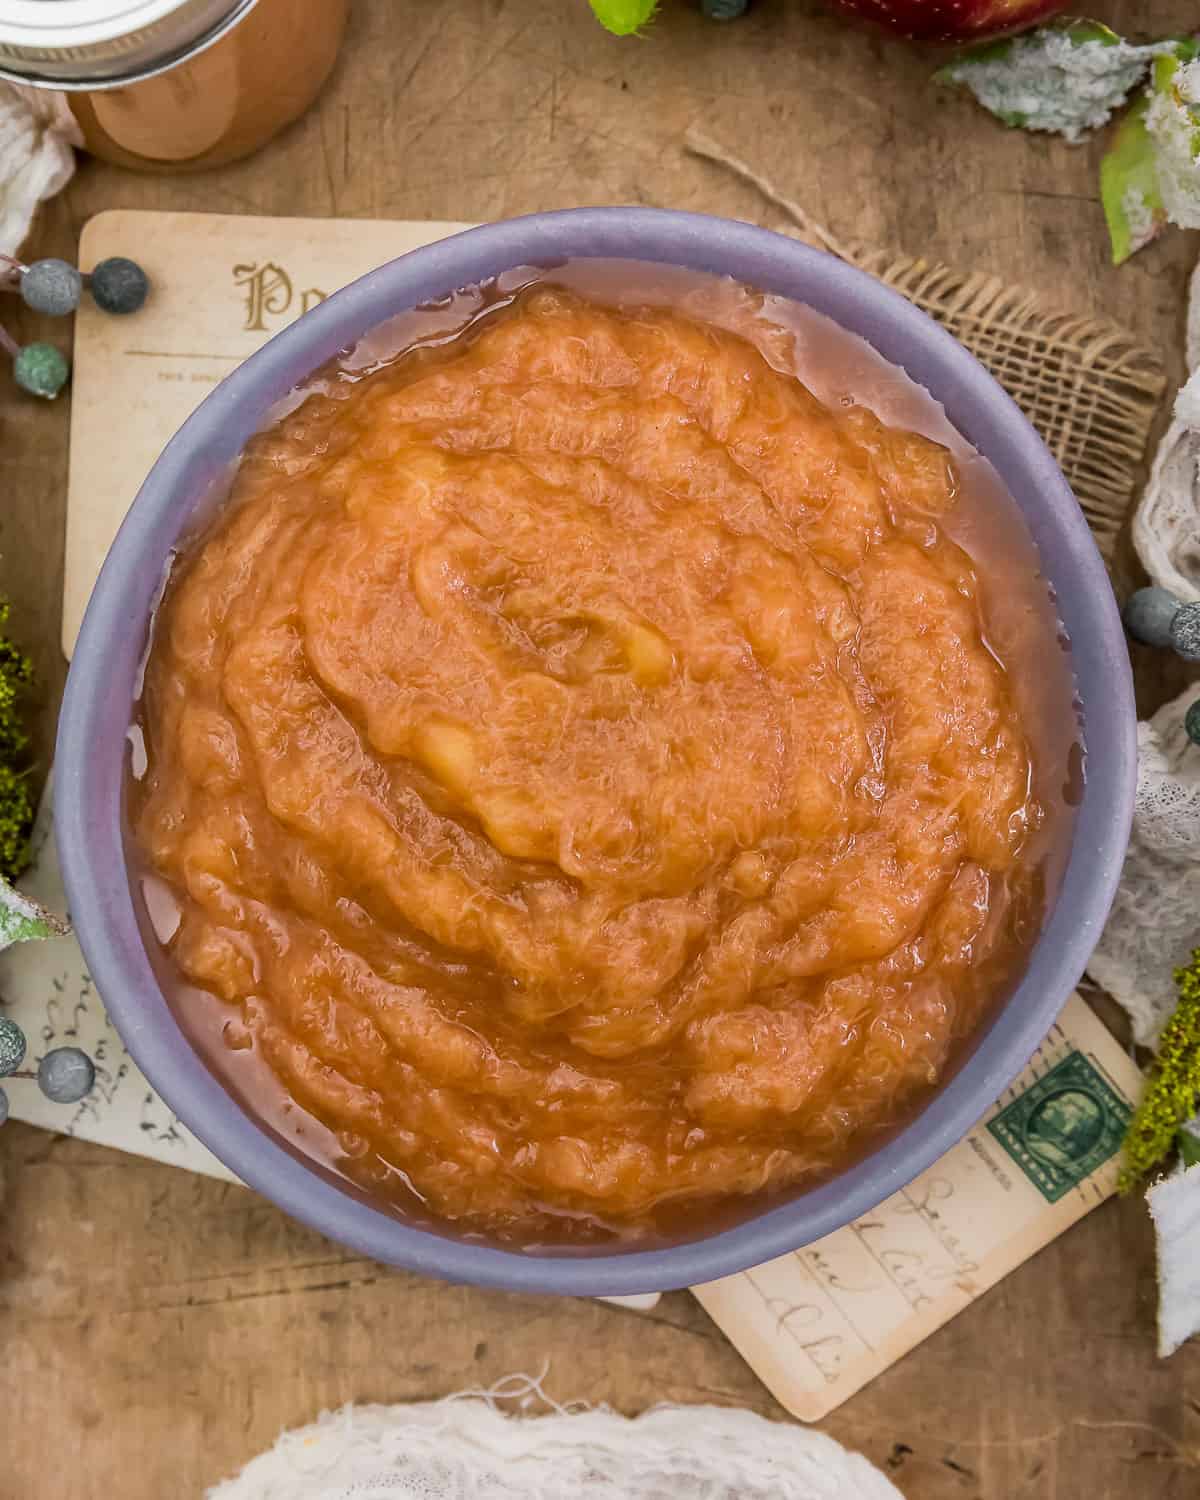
<box><xmin>0</xmin><ymin>0</ymin><xmax>259</xmax><ymax>89</ymax></box>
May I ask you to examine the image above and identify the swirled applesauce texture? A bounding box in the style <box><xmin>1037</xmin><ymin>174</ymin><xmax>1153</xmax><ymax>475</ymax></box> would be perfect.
<box><xmin>134</xmin><ymin>286</ymin><xmax>1061</xmax><ymax>1243</ymax></box>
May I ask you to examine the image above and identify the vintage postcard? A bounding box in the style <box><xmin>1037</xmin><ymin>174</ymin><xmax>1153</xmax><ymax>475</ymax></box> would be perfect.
<box><xmin>692</xmin><ymin>995</ymin><xmax>1140</xmax><ymax>1420</ymax></box>
<box><xmin>65</xmin><ymin>211</ymin><xmax>472</xmax><ymax>655</ymax></box>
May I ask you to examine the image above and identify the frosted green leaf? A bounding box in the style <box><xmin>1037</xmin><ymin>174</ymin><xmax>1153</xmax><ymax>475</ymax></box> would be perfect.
<box><xmin>1100</xmin><ymin>42</ymin><xmax>1200</xmax><ymax>264</ymax></box>
<box><xmin>588</xmin><ymin>0</ymin><xmax>658</xmax><ymax>35</ymax></box>
<box><xmin>1145</xmin><ymin>50</ymin><xmax>1200</xmax><ymax>231</ymax></box>
<box><xmin>1101</xmin><ymin>95</ymin><xmax>1167</xmax><ymax>265</ymax></box>
<box><xmin>1179</xmin><ymin>1127</ymin><xmax>1200</xmax><ymax>1170</ymax></box>
<box><xmin>937</xmin><ymin>21</ymin><xmax>1176</xmax><ymax>144</ymax></box>
<box><xmin>0</xmin><ymin>873</ymin><xmax>67</xmax><ymax>951</ymax></box>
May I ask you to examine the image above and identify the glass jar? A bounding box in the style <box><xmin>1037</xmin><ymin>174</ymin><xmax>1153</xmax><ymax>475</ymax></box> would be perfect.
<box><xmin>0</xmin><ymin>0</ymin><xmax>350</xmax><ymax>172</ymax></box>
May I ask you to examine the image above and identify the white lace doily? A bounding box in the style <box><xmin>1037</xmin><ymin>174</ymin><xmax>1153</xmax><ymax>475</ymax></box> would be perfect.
<box><xmin>1133</xmin><ymin>256</ymin><xmax>1200</xmax><ymax>602</ymax></box>
<box><xmin>1088</xmin><ymin>685</ymin><xmax>1200</xmax><ymax>1044</ymax></box>
<box><xmin>207</xmin><ymin>1390</ymin><xmax>900</xmax><ymax>1500</ymax></box>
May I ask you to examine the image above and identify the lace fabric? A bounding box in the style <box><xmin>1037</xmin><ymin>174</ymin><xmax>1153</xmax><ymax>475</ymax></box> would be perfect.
<box><xmin>1133</xmin><ymin>256</ymin><xmax>1200</xmax><ymax>602</ymax></box>
<box><xmin>1088</xmin><ymin>686</ymin><xmax>1200</xmax><ymax>1044</ymax></box>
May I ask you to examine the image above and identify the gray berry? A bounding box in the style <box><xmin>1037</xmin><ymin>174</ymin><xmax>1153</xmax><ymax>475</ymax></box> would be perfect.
<box><xmin>37</xmin><ymin>1046</ymin><xmax>95</xmax><ymax>1104</ymax></box>
<box><xmin>20</xmin><ymin>257</ymin><xmax>82</xmax><ymax>316</ymax></box>
<box><xmin>0</xmin><ymin>1015</ymin><xmax>26</xmax><ymax>1077</ymax></box>
<box><xmin>0</xmin><ymin>1086</ymin><xmax>8</xmax><ymax>1127</ymax></box>
<box><xmin>1186</xmin><ymin>699</ymin><xmax>1200</xmax><ymax>747</ymax></box>
<box><xmin>13</xmin><ymin>342</ymin><xmax>69</xmax><ymax>399</ymax></box>
<box><xmin>1170</xmin><ymin>602</ymin><xmax>1200</xmax><ymax>662</ymax></box>
<box><xmin>1122</xmin><ymin>586</ymin><xmax>1181</xmax><ymax>648</ymax></box>
<box><xmin>89</xmin><ymin>256</ymin><xmax>149</xmax><ymax>315</ymax></box>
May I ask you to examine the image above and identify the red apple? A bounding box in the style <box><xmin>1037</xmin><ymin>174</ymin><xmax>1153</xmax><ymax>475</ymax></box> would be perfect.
<box><xmin>825</xmin><ymin>0</ymin><xmax>1069</xmax><ymax>42</ymax></box>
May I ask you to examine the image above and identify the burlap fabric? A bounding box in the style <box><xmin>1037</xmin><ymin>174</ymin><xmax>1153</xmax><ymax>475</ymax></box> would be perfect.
<box><xmin>686</xmin><ymin>130</ymin><xmax>1166</xmax><ymax>561</ymax></box>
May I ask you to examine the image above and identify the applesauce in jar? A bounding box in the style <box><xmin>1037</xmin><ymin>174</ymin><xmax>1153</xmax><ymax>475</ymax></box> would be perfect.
<box><xmin>130</xmin><ymin>267</ymin><xmax>1077</xmax><ymax>1245</ymax></box>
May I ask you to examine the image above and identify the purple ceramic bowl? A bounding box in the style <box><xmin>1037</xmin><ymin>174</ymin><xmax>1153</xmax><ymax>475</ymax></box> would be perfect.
<box><xmin>56</xmin><ymin>208</ymin><xmax>1135</xmax><ymax>1296</ymax></box>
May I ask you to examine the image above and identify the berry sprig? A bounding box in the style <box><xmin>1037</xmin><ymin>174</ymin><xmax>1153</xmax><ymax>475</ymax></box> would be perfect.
<box><xmin>1123</xmin><ymin>587</ymin><xmax>1200</xmax><ymax>661</ymax></box>
<box><xmin>0</xmin><ymin>321</ymin><xmax>67</xmax><ymax>400</ymax></box>
<box><xmin>1123</xmin><ymin>587</ymin><xmax>1200</xmax><ymax>747</ymax></box>
<box><xmin>0</xmin><ymin>252</ymin><xmax>149</xmax><ymax>401</ymax></box>
<box><xmin>0</xmin><ymin>1013</ymin><xmax>95</xmax><ymax>1125</ymax></box>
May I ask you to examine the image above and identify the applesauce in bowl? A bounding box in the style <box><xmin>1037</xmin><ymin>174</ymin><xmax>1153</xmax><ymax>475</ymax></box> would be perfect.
<box><xmin>58</xmin><ymin>210</ymin><xmax>1131</xmax><ymax>1292</ymax></box>
<box><xmin>129</xmin><ymin>265</ymin><xmax>1073</xmax><ymax>1246</ymax></box>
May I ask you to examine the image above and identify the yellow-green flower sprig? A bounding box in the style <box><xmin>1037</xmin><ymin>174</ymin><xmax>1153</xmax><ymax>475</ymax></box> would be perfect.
<box><xmin>1120</xmin><ymin>948</ymin><xmax>1200</xmax><ymax>1190</ymax></box>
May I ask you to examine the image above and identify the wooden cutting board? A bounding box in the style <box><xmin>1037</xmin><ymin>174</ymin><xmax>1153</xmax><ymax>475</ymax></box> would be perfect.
<box><xmin>63</xmin><ymin>210</ymin><xmax>1144</xmax><ymax>1418</ymax></box>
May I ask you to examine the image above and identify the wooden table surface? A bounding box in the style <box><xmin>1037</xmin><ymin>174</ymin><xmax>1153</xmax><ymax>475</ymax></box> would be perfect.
<box><xmin>3</xmin><ymin>2</ymin><xmax>1199</xmax><ymax>1495</ymax></box>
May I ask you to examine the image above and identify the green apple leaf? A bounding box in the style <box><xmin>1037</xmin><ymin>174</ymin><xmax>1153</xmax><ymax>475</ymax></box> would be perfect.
<box><xmin>588</xmin><ymin>0</ymin><xmax>659</xmax><ymax>35</ymax></box>
<box><xmin>937</xmin><ymin>21</ymin><xmax>1177</xmax><ymax>144</ymax></box>
<box><xmin>1101</xmin><ymin>95</ymin><xmax>1167</xmax><ymax>264</ymax></box>
<box><xmin>1059</xmin><ymin>21</ymin><xmax>1123</xmax><ymax>48</ymax></box>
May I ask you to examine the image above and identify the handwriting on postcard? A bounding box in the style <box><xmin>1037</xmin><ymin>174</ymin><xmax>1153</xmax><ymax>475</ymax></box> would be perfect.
<box><xmin>693</xmin><ymin>998</ymin><xmax>1141</xmax><ymax>1419</ymax></box>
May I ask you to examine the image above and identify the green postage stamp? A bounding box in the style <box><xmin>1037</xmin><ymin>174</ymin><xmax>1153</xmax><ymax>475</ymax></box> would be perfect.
<box><xmin>987</xmin><ymin>1050</ymin><xmax>1132</xmax><ymax>1204</ymax></box>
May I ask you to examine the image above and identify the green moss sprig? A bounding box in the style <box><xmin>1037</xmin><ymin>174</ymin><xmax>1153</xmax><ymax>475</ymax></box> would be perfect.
<box><xmin>0</xmin><ymin>601</ymin><xmax>35</xmax><ymax>882</ymax></box>
<box><xmin>1120</xmin><ymin>948</ymin><xmax>1200</xmax><ymax>1190</ymax></box>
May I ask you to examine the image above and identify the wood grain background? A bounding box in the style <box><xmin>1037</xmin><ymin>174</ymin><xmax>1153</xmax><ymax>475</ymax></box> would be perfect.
<box><xmin>2</xmin><ymin>2</ymin><xmax>1198</xmax><ymax>1495</ymax></box>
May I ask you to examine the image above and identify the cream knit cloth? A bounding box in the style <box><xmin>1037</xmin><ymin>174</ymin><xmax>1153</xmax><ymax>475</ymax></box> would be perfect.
<box><xmin>0</xmin><ymin>82</ymin><xmax>79</xmax><ymax>256</ymax></box>
<box><xmin>207</xmin><ymin>1393</ymin><xmax>900</xmax><ymax>1500</ymax></box>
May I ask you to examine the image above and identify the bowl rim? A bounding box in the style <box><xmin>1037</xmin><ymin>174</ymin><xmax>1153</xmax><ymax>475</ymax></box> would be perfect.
<box><xmin>55</xmin><ymin>206</ymin><xmax>1136</xmax><ymax>1296</ymax></box>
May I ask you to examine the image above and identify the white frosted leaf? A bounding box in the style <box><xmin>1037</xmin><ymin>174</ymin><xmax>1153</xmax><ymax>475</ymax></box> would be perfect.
<box><xmin>939</xmin><ymin>23</ymin><xmax>1175</xmax><ymax>144</ymax></box>
<box><xmin>1145</xmin><ymin>53</ymin><xmax>1200</xmax><ymax>231</ymax></box>
<box><xmin>1149</xmin><ymin>1162</ymin><xmax>1200</xmax><ymax>1356</ymax></box>
<box><xmin>0</xmin><ymin>872</ymin><xmax>67</xmax><ymax>951</ymax></box>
